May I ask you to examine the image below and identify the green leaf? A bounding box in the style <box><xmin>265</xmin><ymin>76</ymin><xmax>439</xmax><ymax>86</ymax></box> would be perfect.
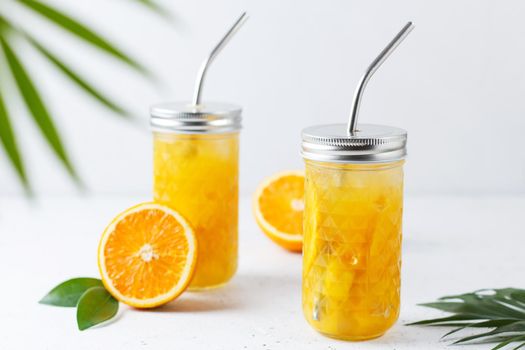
<box><xmin>421</xmin><ymin>296</ymin><xmax>525</xmax><ymax>319</ymax></box>
<box><xmin>76</xmin><ymin>286</ymin><xmax>119</xmax><ymax>331</ymax></box>
<box><xmin>439</xmin><ymin>320</ymin><xmax>517</xmax><ymax>340</ymax></box>
<box><xmin>490</xmin><ymin>335</ymin><xmax>525</xmax><ymax>350</ymax></box>
<box><xmin>441</xmin><ymin>325</ymin><xmax>471</xmax><ymax>339</ymax></box>
<box><xmin>40</xmin><ymin>278</ymin><xmax>103</xmax><ymax>307</ymax></box>
<box><xmin>16</xmin><ymin>0</ymin><xmax>148</xmax><ymax>75</ymax></box>
<box><xmin>0</xmin><ymin>35</ymin><xmax>80</xmax><ymax>183</ymax></box>
<box><xmin>134</xmin><ymin>0</ymin><xmax>171</xmax><ymax>18</ymax></box>
<box><xmin>450</xmin><ymin>320</ymin><xmax>525</xmax><ymax>343</ymax></box>
<box><xmin>427</xmin><ymin>300</ymin><xmax>513</xmax><ymax>318</ymax></box>
<box><xmin>454</xmin><ymin>321</ymin><xmax>525</xmax><ymax>344</ymax></box>
<box><xmin>0</xmin><ymin>87</ymin><xmax>31</xmax><ymax>194</ymax></box>
<box><xmin>410</xmin><ymin>288</ymin><xmax>525</xmax><ymax>349</ymax></box>
<box><xmin>512</xmin><ymin>341</ymin><xmax>525</xmax><ymax>350</ymax></box>
<box><xmin>471</xmin><ymin>335</ymin><xmax>525</xmax><ymax>345</ymax></box>
<box><xmin>510</xmin><ymin>290</ymin><xmax>525</xmax><ymax>304</ymax></box>
<box><xmin>26</xmin><ymin>35</ymin><xmax>129</xmax><ymax>117</ymax></box>
<box><xmin>440</xmin><ymin>289</ymin><xmax>525</xmax><ymax>313</ymax></box>
<box><xmin>406</xmin><ymin>314</ymin><xmax>479</xmax><ymax>325</ymax></box>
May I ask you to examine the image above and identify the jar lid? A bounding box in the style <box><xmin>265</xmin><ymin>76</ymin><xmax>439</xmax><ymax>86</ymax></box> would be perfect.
<box><xmin>301</xmin><ymin>123</ymin><xmax>407</xmax><ymax>163</ymax></box>
<box><xmin>150</xmin><ymin>102</ymin><xmax>242</xmax><ymax>134</ymax></box>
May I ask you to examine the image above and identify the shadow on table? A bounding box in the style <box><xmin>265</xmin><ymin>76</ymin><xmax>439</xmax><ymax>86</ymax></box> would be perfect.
<box><xmin>156</xmin><ymin>271</ymin><xmax>301</xmax><ymax>313</ymax></box>
<box><xmin>358</xmin><ymin>320</ymin><xmax>437</xmax><ymax>348</ymax></box>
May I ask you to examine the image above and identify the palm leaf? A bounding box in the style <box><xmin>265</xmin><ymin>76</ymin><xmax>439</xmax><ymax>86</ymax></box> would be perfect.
<box><xmin>26</xmin><ymin>35</ymin><xmax>130</xmax><ymax>117</ymax></box>
<box><xmin>409</xmin><ymin>288</ymin><xmax>525</xmax><ymax>349</ymax></box>
<box><xmin>436</xmin><ymin>320</ymin><xmax>519</xmax><ymax>340</ymax></box>
<box><xmin>0</xmin><ymin>35</ymin><xmax>80</xmax><ymax>183</ymax></box>
<box><xmin>0</xmin><ymin>16</ymin><xmax>130</xmax><ymax>118</ymax></box>
<box><xmin>15</xmin><ymin>0</ymin><xmax>148</xmax><ymax>75</ymax></box>
<box><xmin>407</xmin><ymin>314</ymin><xmax>480</xmax><ymax>326</ymax></box>
<box><xmin>512</xmin><ymin>341</ymin><xmax>525</xmax><ymax>350</ymax></box>
<box><xmin>133</xmin><ymin>0</ymin><xmax>170</xmax><ymax>18</ymax></box>
<box><xmin>0</xmin><ymin>87</ymin><xmax>31</xmax><ymax>194</ymax></box>
<box><xmin>490</xmin><ymin>335</ymin><xmax>525</xmax><ymax>350</ymax></box>
<box><xmin>0</xmin><ymin>1</ymin><xmax>163</xmax><ymax>191</ymax></box>
<box><xmin>453</xmin><ymin>321</ymin><xmax>525</xmax><ymax>344</ymax></box>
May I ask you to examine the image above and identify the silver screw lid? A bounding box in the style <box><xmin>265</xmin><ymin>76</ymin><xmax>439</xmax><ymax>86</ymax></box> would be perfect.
<box><xmin>301</xmin><ymin>123</ymin><xmax>407</xmax><ymax>163</ymax></box>
<box><xmin>150</xmin><ymin>102</ymin><xmax>242</xmax><ymax>134</ymax></box>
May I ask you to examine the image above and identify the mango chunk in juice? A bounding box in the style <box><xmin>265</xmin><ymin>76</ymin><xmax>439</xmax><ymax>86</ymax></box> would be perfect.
<box><xmin>303</xmin><ymin>160</ymin><xmax>404</xmax><ymax>340</ymax></box>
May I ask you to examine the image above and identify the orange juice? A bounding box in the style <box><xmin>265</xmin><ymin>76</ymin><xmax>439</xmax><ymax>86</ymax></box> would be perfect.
<box><xmin>302</xmin><ymin>160</ymin><xmax>403</xmax><ymax>340</ymax></box>
<box><xmin>301</xmin><ymin>123</ymin><xmax>407</xmax><ymax>340</ymax></box>
<box><xmin>300</xmin><ymin>20</ymin><xmax>411</xmax><ymax>340</ymax></box>
<box><xmin>151</xmin><ymin>102</ymin><xmax>242</xmax><ymax>290</ymax></box>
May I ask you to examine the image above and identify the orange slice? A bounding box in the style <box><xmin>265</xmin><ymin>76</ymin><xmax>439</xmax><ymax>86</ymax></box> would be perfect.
<box><xmin>98</xmin><ymin>203</ymin><xmax>197</xmax><ymax>308</ymax></box>
<box><xmin>253</xmin><ymin>170</ymin><xmax>304</xmax><ymax>252</ymax></box>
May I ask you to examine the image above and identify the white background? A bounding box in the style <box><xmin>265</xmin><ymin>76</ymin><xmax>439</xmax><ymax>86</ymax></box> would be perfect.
<box><xmin>1</xmin><ymin>0</ymin><xmax>525</xmax><ymax>196</ymax></box>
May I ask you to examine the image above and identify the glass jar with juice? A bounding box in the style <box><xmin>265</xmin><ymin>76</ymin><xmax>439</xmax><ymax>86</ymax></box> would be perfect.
<box><xmin>301</xmin><ymin>125</ymin><xmax>406</xmax><ymax>340</ymax></box>
<box><xmin>150</xmin><ymin>13</ymin><xmax>247</xmax><ymax>290</ymax></box>
<box><xmin>300</xmin><ymin>22</ymin><xmax>413</xmax><ymax>340</ymax></box>
<box><xmin>151</xmin><ymin>103</ymin><xmax>241</xmax><ymax>290</ymax></box>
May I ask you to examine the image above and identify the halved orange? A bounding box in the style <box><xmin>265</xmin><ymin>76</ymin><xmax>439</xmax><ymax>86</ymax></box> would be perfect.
<box><xmin>98</xmin><ymin>203</ymin><xmax>197</xmax><ymax>308</ymax></box>
<box><xmin>253</xmin><ymin>170</ymin><xmax>305</xmax><ymax>252</ymax></box>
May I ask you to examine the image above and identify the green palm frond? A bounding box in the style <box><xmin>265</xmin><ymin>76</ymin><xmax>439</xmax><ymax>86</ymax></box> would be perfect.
<box><xmin>133</xmin><ymin>0</ymin><xmax>170</xmax><ymax>18</ymax></box>
<box><xmin>0</xmin><ymin>35</ymin><xmax>80</xmax><ymax>183</ymax></box>
<box><xmin>26</xmin><ymin>35</ymin><xmax>130</xmax><ymax>118</ymax></box>
<box><xmin>408</xmin><ymin>288</ymin><xmax>525</xmax><ymax>350</ymax></box>
<box><xmin>0</xmin><ymin>89</ymin><xmax>31</xmax><ymax>194</ymax></box>
<box><xmin>0</xmin><ymin>1</ymin><xmax>166</xmax><ymax>193</ymax></box>
<box><xmin>15</xmin><ymin>0</ymin><xmax>149</xmax><ymax>75</ymax></box>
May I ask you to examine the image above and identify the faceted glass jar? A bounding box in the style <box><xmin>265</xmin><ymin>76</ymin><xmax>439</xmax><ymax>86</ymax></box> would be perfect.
<box><xmin>302</xmin><ymin>159</ymin><xmax>404</xmax><ymax>340</ymax></box>
<box><xmin>153</xmin><ymin>132</ymin><xmax>239</xmax><ymax>290</ymax></box>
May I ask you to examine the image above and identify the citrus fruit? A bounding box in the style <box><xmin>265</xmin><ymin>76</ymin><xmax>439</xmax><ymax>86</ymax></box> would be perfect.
<box><xmin>98</xmin><ymin>203</ymin><xmax>197</xmax><ymax>308</ymax></box>
<box><xmin>253</xmin><ymin>170</ymin><xmax>304</xmax><ymax>252</ymax></box>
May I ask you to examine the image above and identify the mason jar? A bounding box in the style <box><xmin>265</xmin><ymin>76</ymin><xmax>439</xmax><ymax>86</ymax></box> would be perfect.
<box><xmin>301</xmin><ymin>123</ymin><xmax>407</xmax><ymax>340</ymax></box>
<box><xmin>151</xmin><ymin>102</ymin><xmax>241</xmax><ymax>290</ymax></box>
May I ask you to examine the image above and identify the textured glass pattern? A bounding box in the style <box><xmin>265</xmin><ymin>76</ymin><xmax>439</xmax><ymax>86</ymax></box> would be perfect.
<box><xmin>154</xmin><ymin>132</ymin><xmax>239</xmax><ymax>289</ymax></box>
<box><xmin>302</xmin><ymin>160</ymin><xmax>404</xmax><ymax>340</ymax></box>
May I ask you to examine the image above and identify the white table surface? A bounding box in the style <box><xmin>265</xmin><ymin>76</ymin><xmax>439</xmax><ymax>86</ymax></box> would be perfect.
<box><xmin>0</xmin><ymin>194</ymin><xmax>523</xmax><ymax>350</ymax></box>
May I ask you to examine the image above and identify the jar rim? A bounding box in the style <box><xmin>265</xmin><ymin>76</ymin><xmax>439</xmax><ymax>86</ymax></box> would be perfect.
<box><xmin>150</xmin><ymin>101</ymin><xmax>242</xmax><ymax>134</ymax></box>
<box><xmin>301</xmin><ymin>123</ymin><xmax>407</xmax><ymax>163</ymax></box>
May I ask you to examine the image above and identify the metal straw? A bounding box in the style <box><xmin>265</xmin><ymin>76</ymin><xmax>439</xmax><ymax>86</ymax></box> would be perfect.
<box><xmin>192</xmin><ymin>12</ymin><xmax>248</xmax><ymax>106</ymax></box>
<box><xmin>347</xmin><ymin>22</ymin><xmax>414</xmax><ymax>134</ymax></box>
